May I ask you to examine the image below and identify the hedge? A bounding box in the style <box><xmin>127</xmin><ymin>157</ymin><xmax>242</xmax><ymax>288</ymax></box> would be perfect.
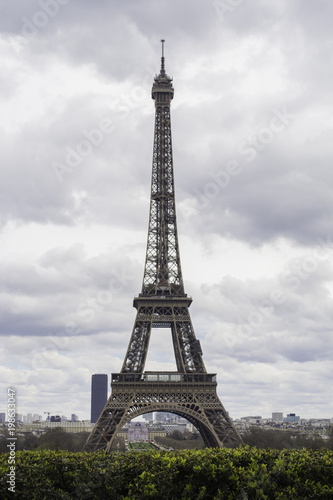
<box><xmin>1</xmin><ymin>447</ymin><xmax>333</xmax><ymax>499</ymax></box>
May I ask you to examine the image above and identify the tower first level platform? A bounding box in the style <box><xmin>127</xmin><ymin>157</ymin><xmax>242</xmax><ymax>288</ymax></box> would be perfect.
<box><xmin>86</xmin><ymin>372</ymin><xmax>240</xmax><ymax>452</ymax></box>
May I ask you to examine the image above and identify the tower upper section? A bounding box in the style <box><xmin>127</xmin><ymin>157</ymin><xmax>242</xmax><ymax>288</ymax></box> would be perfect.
<box><xmin>151</xmin><ymin>40</ymin><xmax>174</xmax><ymax>104</ymax></box>
<box><xmin>140</xmin><ymin>41</ymin><xmax>185</xmax><ymax>298</ymax></box>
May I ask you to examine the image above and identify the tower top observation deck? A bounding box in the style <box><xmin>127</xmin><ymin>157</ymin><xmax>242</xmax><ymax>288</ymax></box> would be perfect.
<box><xmin>152</xmin><ymin>40</ymin><xmax>174</xmax><ymax>101</ymax></box>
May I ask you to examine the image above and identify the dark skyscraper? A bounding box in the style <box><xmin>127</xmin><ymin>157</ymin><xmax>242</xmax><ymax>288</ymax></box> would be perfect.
<box><xmin>91</xmin><ymin>374</ymin><xmax>108</xmax><ymax>424</ymax></box>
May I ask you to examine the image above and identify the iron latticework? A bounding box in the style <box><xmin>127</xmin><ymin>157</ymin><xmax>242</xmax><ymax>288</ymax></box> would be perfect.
<box><xmin>85</xmin><ymin>41</ymin><xmax>242</xmax><ymax>451</ymax></box>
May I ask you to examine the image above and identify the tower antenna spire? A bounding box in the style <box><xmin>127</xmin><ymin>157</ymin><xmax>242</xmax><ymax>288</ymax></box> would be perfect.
<box><xmin>160</xmin><ymin>39</ymin><xmax>166</xmax><ymax>75</ymax></box>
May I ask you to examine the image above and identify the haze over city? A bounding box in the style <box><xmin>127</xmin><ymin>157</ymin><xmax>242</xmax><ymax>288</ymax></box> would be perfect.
<box><xmin>1</xmin><ymin>0</ymin><xmax>333</xmax><ymax>421</ymax></box>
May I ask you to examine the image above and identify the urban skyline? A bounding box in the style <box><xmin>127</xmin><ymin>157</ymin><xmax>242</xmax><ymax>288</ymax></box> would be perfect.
<box><xmin>2</xmin><ymin>410</ymin><xmax>332</xmax><ymax>427</ymax></box>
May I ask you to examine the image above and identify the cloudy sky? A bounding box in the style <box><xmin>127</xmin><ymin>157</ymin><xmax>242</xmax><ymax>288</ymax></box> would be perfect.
<box><xmin>1</xmin><ymin>0</ymin><xmax>333</xmax><ymax>423</ymax></box>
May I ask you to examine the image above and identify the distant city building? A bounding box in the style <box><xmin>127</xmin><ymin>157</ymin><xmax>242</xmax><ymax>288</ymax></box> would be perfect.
<box><xmin>241</xmin><ymin>416</ymin><xmax>262</xmax><ymax>425</ymax></box>
<box><xmin>0</xmin><ymin>412</ymin><xmax>5</xmax><ymax>423</ymax></box>
<box><xmin>71</xmin><ymin>414</ymin><xmax>79</xmax><ymax>422</ymax></box>
<box><xmin>118</xmin><ymin>424</ymin><xmax>167</xmax><ymax>440</ymax></box>
<box><xmin>147</xmin><ymin>425</ymin><xmax>167</xmax><ymax>440</ymax></box>
<box><xmin>163</xmin><ymin>423</ymin><xmax>187</xmax><ymax>435</ymax></box>
<box><xmin>308</xmin><ymin>418</ymin><xmax>331</xmax><ymax>428</ymax></box>
<box><xmin>128</xmin><ymin>422</ymin><xmax>148</xmax><ymax>442</ymax></box>
<box><xmin>272</xmin><ymin>412</ymin><xmax>283</xmax><ymax>422</ymax></box>
<box><xmin>50</xmin><ymin>415</ymin><xmax>61</xmax><ymax>422</ymax></box>
<box><xmin>142</xmin><ymin>411</ymin><xmax>189</xmax><ymax>425</ymax></box>
<box><xmin>154</xmin><ymin>412</ymin><xmax>174</xmax><ymax>422</ymax></box>
<box><xmin>285</xmin><ymin>413</ymin><xmax>300</xmax><ymax>423</ymax></box>
<box><xmin>21</xmin><ymin>414</ymin><xmax>41</xmax><ymax>423</ymax></box>
<box><xmin>142</xmin><ymin>412</ymin><xmax>154</xmax><ymax>422</ymax></box>
<box><xmin>24</xmin><ymin>421</ymin><xmax>93</xmax><ymax>433</ymax></box>
<box><xmin>91</xmin><ymin>374</ymin><xmax>108</xmax><ymax>423</ymax></box>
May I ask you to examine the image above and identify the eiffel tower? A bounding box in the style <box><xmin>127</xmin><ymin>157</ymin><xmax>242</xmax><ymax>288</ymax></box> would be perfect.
<box><xmin>85</xmin><ymin>41</ymin><xmax>242</xmax><ymax>451</ymax></box>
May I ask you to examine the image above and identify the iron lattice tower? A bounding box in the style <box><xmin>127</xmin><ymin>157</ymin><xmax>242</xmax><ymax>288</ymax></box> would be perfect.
<box><xmin>85</xmin><ymin>41</ymin><xmax>242</xmax><ymax>451</ymax></box>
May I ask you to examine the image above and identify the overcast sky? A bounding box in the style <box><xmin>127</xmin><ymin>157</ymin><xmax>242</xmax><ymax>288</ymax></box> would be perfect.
<box><xmin>1</xmin><ymin>0</ymin><xmax>333</xmax><ymax>422</ymax></box>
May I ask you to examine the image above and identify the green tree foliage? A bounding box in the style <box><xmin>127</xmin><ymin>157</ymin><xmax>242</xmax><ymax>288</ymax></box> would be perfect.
<box><xmin>155</xmin><ymin>434</ymin><xmax>205</xmax><ymax>450</ymax></box>
<box><xmin>0</xmin><ymin>430</ymin><xmax>90</xmax><ymax>453</ymax></box>
<box><xmin>1</xmin><ymin>447</ymin><xmax>333</xmax><ymax>499</ymax></box>
<box><xmin>243</xmin><ymin>427</ymin><xmax>333</xmax><ymax>450</ymax></box>
<box><xmin>169</xmin><ymin>430</ymin><xmax>184</xmax><ymax>441</ymax></box>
